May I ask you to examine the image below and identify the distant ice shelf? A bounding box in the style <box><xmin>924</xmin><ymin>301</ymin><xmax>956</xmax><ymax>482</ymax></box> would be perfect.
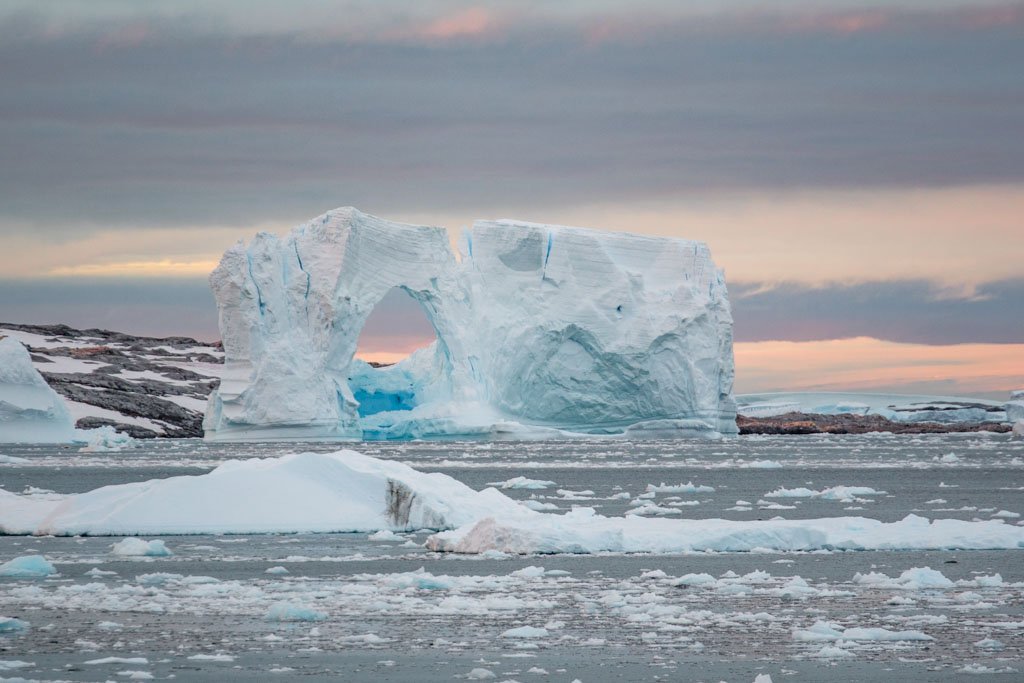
<box><xmin>203</xmin><ymin>207</ymin><xmax>737</xmax><ymax>441</ymax></box>
<box><xmin>736</xmin><ymin>391</ymin><xmax>1009</xmax><ymax>424</ymax></box>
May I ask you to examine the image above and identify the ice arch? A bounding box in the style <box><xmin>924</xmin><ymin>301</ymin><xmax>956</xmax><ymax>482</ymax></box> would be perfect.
<box><xmin>204</xmin><ymin>207</ymin><xmax>738</xmax><ymax>441</ymax></box>
<box><xmin>204</xmin><ymin>208</ymin><xmax>472</xmax><ymax>441</ymax></box>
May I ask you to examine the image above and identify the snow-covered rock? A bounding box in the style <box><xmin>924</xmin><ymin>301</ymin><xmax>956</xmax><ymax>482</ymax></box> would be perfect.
<box><xmin>0</xmin><ymin>336</ymin><xmax>75</xmax><ymax>443</ymax></box>
<box><xmin>204</xmin><ymin>207</ymin><xmax>737</xmax><ymax>441</ymax></box>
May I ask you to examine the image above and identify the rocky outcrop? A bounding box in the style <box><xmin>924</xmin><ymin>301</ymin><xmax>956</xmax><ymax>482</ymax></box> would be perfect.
<box><xmin>737</xmin><ymin>412</ymin><xmax>1011</xmax><ymax>435</ymax></box>
<box><xmin>0</xmin><ymin>323</ymin><xmax>222</xmax><ymax>438</ymax></box>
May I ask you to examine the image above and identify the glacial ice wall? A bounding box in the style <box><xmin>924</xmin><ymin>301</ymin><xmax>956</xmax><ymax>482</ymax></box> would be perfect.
<box><xmin>204</xmin><ymin>207</ymin><xmax>736</xmax><ymax>441</ymax></box>
<box><xmin>0</xmin><ymin>336</ymin><xmax>76</xmax><ymax>443</ymax></box>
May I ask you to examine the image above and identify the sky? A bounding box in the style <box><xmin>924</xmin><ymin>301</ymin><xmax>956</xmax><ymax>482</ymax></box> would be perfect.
<box><xmin>0</xmin><ymin>0</ymin><xmax>1022</xmax><ymax>397</ymax></box>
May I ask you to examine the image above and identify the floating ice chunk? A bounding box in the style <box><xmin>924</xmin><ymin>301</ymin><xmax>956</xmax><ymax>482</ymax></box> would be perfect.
<box><xmin>466</xmin><ymin>668</ymin><xmax>496</xmax><ymax>680</ymax></box>
<box><xmin>265</xmin><ymin>602</ymin><xmax>327</xmax><ymax>622</ymax></box>
<box><xmin>521</xmin><ymin>500</ymin><xmax>559</xmax><ymax>511</ymax></box>
<box><xmin>646</xmin><ymin>482</ymin><xmax>715</xmax><ymax>493</ymax></box>
<box><xmin>765</xmin><ymin>486</ymin><xmax>885</xmax><ymax>501</ymax></box>
<box><xmin>0</xmin><ymin>660</ymin><xmax>33</xmax><ymax>671</ymax></box>
<box><xmin>0</xmin><ymin>554</ymin><xmax>56</xmax><ymax>578</ymax></box>
<box><xmin>118</xmin><ymin>671</ymin><xmax>154</xmax><ymax>680</ymax></box>
<box><xmin>265</xmin><ymin>566</ymin><xmax>289</xmax><ymax>575</ymax></box>
<box><xmin>991</xmin><ymin>510</ymin><xmax>1020</xmax><ymax>519</ymax></box>
<box><xmin>486</xmin><ymin>477</ymin><xmax>556</xmax><ymax>490</ymax></box>
<box><xmin>0</xmin><ymin>454</ymin><xmax>29</xmax><ymax>464</ymax></box>
<box><xmin>187</xmin><ymin>653</ymin><xmax>235</xmax><ymax>662</ymax></box>
<box><xmin>959</xmin><ymin>663</ymin><xmax>1020</xmax><ymax>674</ymax></box>
<box><xmin>812</xmin><ymin>645</ymin><xmax>855</xmax><ymax>659</ymax></box>
<box><xmin>626</xmin><ymin>503</ymin><xmax>682</xmax><ymax>517</ymax></box>
<box><xmin>84</xmin><ymin>657</ymin><xmax>149</xmax><ymax>665</ymax></box>
<box><xmin>793</xmin><ymin>620</ymin><xmax>932</xmax><ymax>642</ymax></box>
<box><xmin>501</xmin><ymin>626</ymin><xmax>549</xmax><ymax>638</ymax></box>
<box><xmin>669</xmin><ymin>573</ymin><xmax>718</xmax><ymax>587</ymax></box>
<box><xmin>974</xmin><ymin>638</ymin><xmax>1005</xmax><ymax>650</ymax></box>
<box><xmin>744</xmin><ymin>460</ymin><xmax>783</xmax><ymax>469</ymax></box>
<box><xmin>111</xmin><ymin>539</ymin><xmax>172</xmax><ymax>557</ymax></box>
<box><xmin>0</xmin><ymin>616</ymin><xmax>29</xmax><ymax>633</ymax></box>
<box><xmin>853</xmin><ymin>566</ymin><xmax>954</xmax><ymax>590</ymax></box>
<box><xmin>939</xmin><ymin>452</ymin><xmax>960</xmax><ymax>463</ymax></box>
<box><xmin>753</xmin><ymin>675</ymin><xmax>773</xmax><ymax>683</ymax></box>
<box><xmin>85</xmin><ymin>567</ymin><xmax>117</xmax><ymax>578</ymax></box>
<box><xmin>367</xmin><ymin>530</ymin><xmax>404</xmax><ymax>541</ymax></box>
<box><xmin>77</xmin><ymin>425</ymin><xmax>136</xmax><ymax>452</ymax></box>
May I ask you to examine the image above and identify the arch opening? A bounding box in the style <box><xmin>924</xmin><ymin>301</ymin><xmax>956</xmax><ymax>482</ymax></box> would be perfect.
<box><xmin>351</xmin><ymin>287</ymin><xmax>438</xmax><ymax>418</ymax></box>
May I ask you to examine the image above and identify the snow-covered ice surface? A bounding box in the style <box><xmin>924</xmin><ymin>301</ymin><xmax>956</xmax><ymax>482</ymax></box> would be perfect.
<box><xmin>204</xmin><ymin>207</ymin><xmax>737</xmax><ymax>441</ymax></box>
<box><xmin>737</xmin><ymin>391</ymin><xmax>1007</xmax><ymax>423</ymax></box>
<box><xmin>1</xmin><ymin>433</ymin><xmax>1022</xmax><ymax>681</ymax></box>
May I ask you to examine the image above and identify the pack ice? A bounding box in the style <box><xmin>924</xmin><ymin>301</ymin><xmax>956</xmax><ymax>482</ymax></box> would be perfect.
<box><xmin>0</xmin><ymin>336</ymin><xmax>75</xmax><ymax>443</ymax></box>
<box><xmin>203</xmin><ymin>207</ymin><xmax>737</xmax><ymax>440</ymax></box>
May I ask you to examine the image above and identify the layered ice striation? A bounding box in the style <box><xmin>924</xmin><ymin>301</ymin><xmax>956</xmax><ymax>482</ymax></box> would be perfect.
<box><xmin>0</xmin><ymin>336</ymin><xmax>76</xmax><ymax>443</ymax></box>
<box><xmin>204</xmin><ymin>207</ymin><xmax>737</xmax><ymax>440</ymax></box>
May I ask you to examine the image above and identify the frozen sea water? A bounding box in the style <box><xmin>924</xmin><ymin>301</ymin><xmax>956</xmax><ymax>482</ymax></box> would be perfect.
<box><xmin>1</xmin><ymin>434</ymin><xmax>1022</xmax><ymax>681</ymax></box>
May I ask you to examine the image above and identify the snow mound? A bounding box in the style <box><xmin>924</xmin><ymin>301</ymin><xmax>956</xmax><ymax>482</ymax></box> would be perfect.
<box><xmin>204</xmin><ymin>207</ymin><xmax>737</xmax><ymax>441</ymax></box>
<box><xmin>0</xmin><ymin>554</ymin><xmax>56</xmax><ymax>578</ymax></box>
<box><xmin>0</xmin><ymin>336</ymin><xmax>75</xmax><ymax>443</ymax></box>
<box><xmin>0</xmin><ymin>449</ymin><xmax>524</xmax><ymax>536</ymax></box>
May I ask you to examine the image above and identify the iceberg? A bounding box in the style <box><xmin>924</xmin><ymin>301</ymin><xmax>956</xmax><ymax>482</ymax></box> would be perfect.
<box><xmin>3</xmin><ymin>449</ymin><xmax>1023</xmax><ymax>556</ymax></box>
<box><xmin>203</xmin><ymin>207</ymin><xmax>737</xmax><ymax>441</ymax></box>
<box><xmin>0</xmin><ymin>449</ymin><xmax>524</xmax><ymax>536</ymax></box>
<box><xmin>426</xmin><ymin>510</ymin><xmax>1024</xmax><ymax>555</ymax></box>
<box><xmin>0</xmin><ymin>336</ymin><xmax>76</xmax><ymax>443</ymax></box>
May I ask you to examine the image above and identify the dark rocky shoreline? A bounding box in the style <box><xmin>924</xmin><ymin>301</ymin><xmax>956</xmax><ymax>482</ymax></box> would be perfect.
<box><xmin>738</xmin><ymin>411</ymin><xmax>1011</xmax><ymax>435</ymax></box>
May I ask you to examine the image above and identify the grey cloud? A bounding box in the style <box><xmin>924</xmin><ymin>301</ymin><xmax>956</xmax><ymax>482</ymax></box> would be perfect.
<box><xmin>0</xmin><ymin>10</ymin><xmax>1022</xmax><ymax>233</ymax></box>
<box><xmin>731</xmin><ymin>278</ymin><xmax>1024</xmax><ymax>345</ymax></box>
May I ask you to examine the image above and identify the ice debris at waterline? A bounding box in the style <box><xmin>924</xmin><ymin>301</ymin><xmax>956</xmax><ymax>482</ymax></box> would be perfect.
<box><xmin>0</xmin><ymin>336</ymin><xmax>76</xmax><ymax>443</ymax></box>
<box><xmin>3</xmin><ymin>450</ymin><xmax>1024</xmax><ymax>554</ymax></box>
<box><xmin>203</xmin><ymin>207</ymin><xmax>737</xmax><ymax>441</ymax></box>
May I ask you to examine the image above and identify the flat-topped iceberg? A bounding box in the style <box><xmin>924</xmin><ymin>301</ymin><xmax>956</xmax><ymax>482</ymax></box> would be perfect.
<box><xmin>427</xmin><ymin>511</ymin><xmax>1024</xmax><ymax>555</ymax></box>
<box><xmin>0</xmin><ymin>336</ymin><xmax>76</xmax><ymax>443</ymax></box>
<box><xmin>203</xmin><ymin>207</ymin><xmax>737</xmax><ymax>441</ymax></box>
